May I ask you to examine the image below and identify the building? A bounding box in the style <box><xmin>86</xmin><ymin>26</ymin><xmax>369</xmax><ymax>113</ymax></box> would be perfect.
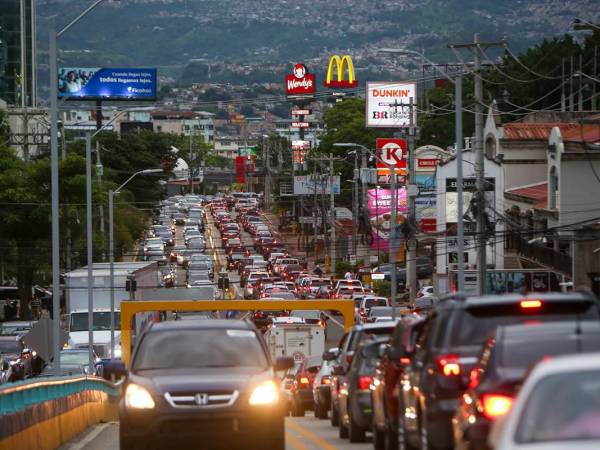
<box><xmin>275</xmin><ymin>119</ymin><xmax>323</xmax><ymax>149</ymax></box>
<box><xmin>435</xmin><ymin>147</ymin><xmax>505</xmax><ymax>293</ymax></box>
<box><xmin>150</xmin><ymin>110</ymin><xmax>215</xmax><ymax>143</ymax></box>
<box><xmin>0</xmin><ymin>0</ymin><xmax>36</xmax><ymax>107</ymax></box>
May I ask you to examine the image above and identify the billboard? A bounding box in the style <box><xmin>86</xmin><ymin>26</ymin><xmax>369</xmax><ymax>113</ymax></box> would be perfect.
<box><xmin>285</xmin><ymin>64</ymin><xmax>316</xmax><ymax>96</ymax></box>
<box><xmin>294</xmin><ymin>175</ymin><xmax>340</xmax><ymax>195</ymax></box>
<box><xmin>235</xmin><ymin>156</ymin><xmax>245</xmax><ymax>184</ymax></box>
<box><xmin>367</xmin><ymin>188</ymin><xmax>407</xmax><ymax>254</ymax></box>
<box><xmin>366</xmin><ymin>82</ymin><xmax>417</xmax><ymax>127</ymax></box>
<box><xmin>324</xmin><ymin>55</ymin><xmax>358</xmax><ymax>88</ymax></box>
<box><xmin>58</xmin><ymin>68</ymin><xmax>157</xmax><ymax>100</ymax></box>
<box><xmin>292</xmin><ymin>140</ymin><xmax>310</xmax><ymax>164</ymax></box>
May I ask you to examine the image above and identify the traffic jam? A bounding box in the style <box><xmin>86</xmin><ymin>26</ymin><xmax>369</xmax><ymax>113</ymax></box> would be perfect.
<box><xmin>108</xmin><ymin>192</ymin><xmax>600</xmax><ymax>449</ymax></box>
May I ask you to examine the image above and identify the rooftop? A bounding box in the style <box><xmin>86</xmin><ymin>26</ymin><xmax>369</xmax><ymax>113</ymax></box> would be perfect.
<box><xmin>505</xmin><ymin>181</ymin><xmax>548</xmax><ymax>209</ymax></box>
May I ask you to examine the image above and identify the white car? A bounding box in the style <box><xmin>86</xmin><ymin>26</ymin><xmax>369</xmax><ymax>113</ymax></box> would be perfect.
<box><xmin>490</xmin><ymin>353</ymin><xmax>600</xmax><ymax>450</ymax></box>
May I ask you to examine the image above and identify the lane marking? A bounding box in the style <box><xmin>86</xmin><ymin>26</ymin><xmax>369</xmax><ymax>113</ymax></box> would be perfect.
<box><xmin>286</xmin><ymin>418</ymin><xmax>338</xmax><ymax>450</ymax></box>
<box><xmin>285</xmin><ymin>430</ymin><xmax>310</xmax><ymax>450</ymax></box>
<box><xmin>64</xmin><ymin>423</ymin><xmax>109</xmax><ymax>450</ymax></box>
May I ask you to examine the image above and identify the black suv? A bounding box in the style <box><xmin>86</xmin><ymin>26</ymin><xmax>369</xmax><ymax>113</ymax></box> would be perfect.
<box><xmin>399</xmin><ymin>291</ymin><xmax>600</xmax><ymax>450</ymax></box>
<box><xmin>117</xmin><ymin>319</ymin><xmax>293</xmax><ymax>450</ymax></box>
<box><xmin>329</xmin><ymin>322</ymin><xmax>396</xmax><ymax>428</ymax></box>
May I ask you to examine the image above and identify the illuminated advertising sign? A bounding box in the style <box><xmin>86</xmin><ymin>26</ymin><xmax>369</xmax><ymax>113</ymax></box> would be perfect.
<box><xmin>58</xmin><ymin>67</ymin><xmax>157</xmax><ymax>100</ymax></box>
<box><xmin>324</xmin><ymin>55</ymin><xmax>358</xmax><ymax>88</ymax></box>
<box><xmin>366</xmin><ymin>82</ymin><xmax>417</xmax><ymax>127</ymax></box>
<box><xmin>367</xmin><ymin>187</ymin><xmax>408</xmax><ymax>255</ymax></box>
<box><xmin>292</xmin><ymin>140</ymin><xmax>310</xmax><ymax>164</ymax></box>
<box><xmin>376</xmin><ymin>138</ymin><xmax>406</xmax><ymax>185</ymax></box>
<box><xmin>285</xmin><ymin>64</ymin><xmax>316</xmax><ymax>96</ymax></box>
<box><xmin>291</xmin><ymin>121</ymin><xmax>311</xmax><ymax>128</ymax></box>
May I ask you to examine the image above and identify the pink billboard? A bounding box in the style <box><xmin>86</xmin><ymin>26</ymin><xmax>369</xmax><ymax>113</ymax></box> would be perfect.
<box><xmin>367</xmin><ymin>188</ymin><xmax>408</xmax><ymax>252</ymax></box>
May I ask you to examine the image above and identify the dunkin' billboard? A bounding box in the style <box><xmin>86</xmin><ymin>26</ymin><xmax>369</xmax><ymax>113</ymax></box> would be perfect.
<box><xmin>366</xmin><ymin>82</ymin><xmax>417</xmax><ymax>127</ymax></box>
<box><xmin>286</xmin><ymin>64</ymin><xmax>315</xmax><ymax>96</ymax></box>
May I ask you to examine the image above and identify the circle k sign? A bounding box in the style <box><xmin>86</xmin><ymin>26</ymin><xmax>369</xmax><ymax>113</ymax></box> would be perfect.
<box><xmin>376</xmin><ymin>138</ymin><xmax>407</xmax><ymax>169</ymax></box>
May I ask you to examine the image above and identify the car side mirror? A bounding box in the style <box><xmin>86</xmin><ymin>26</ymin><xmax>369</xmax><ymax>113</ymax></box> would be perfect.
<box><xmin>332</xmin><ymin>365</ymin><xmax>344</xmax><ymax>376</ymax></box>
<box><xmin>274</xmin><ymin>357</ymin><xmax>294</xmax><ymax>372</ymax></box>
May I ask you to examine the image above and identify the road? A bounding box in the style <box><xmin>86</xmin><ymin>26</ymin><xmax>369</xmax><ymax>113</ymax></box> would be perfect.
<box><xmin>59</xmin><ymin>415</ymin><xmax>373</xmax><ymax>450</ymax></box>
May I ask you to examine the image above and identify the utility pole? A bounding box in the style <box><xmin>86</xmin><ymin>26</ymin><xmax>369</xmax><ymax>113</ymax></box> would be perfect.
<box><xmin>329</xmin><ymin>153</ymin><xmax>336</xmax><ymax>274</ymax></box>
<box><xmin>361</xmin><ymin>149</ymin><xmax>370</xmax><ymax>264</ymax></box>
<box><xmin>456</xmin><ymin>75</ymin><xmax>465</xmax><ymax>292</ymax></box>
<box><xmin>352</xmin><ymin>150</ymin><xmax>359</xmax><ymax>261</ymax></box>
<box><xmin>390</xmin><ymin>149</ymin><xmax>398</xmax><ymax>318</ymax></box>
<box><xmin>264</xmin><ymin>137</ymin><xmax>272</xmax><ymax>209</ymax></box>
<box><xmin>449</xmin><ymin>33</ymin><xmax>504</xmax><ymax>295</ymax></box>
<box><xmin>405</xmin><ymin>98</ymin><xmax>418</xmax><ymax>302</ymax></box>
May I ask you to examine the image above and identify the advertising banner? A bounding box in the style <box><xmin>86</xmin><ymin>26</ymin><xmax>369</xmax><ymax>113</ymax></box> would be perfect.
<box><xmin>292</xmin><ymin>140</ymin><xmax>310</xmax><ymax>164</ymax></box>
<box><xmin>58</xmin><ymin>68</ymin><xmax>157</xmax><ymax>100</ymax></box>
<box><xmin>367</xmin><ymin>188</ymin><xmax>407</xmax><ymax>253</ymax></box>
<box><xmin>286</xmin><ymin>64</ymin><xmax>316</xmax><ymax>96</ymax></box>
<box><xmin>294</xmin><ymin>175</ymin><xmax>340</xmax><ymax>195</ymax></box>
<box><xmin>235</xmin><ymin>156</ymin><xmax>245</xmax><ymax>184</ymax></box>
<box><xmin>366</xmin><ymin>82</ymin><xmax>417</xmax><ymax>127</ymax></box>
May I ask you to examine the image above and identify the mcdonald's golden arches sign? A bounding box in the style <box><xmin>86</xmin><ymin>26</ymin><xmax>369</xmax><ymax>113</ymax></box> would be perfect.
<box><xmin>324</xmin><ymin>55</ymin><xmax>358</xmax><ymax>88</ymax></box>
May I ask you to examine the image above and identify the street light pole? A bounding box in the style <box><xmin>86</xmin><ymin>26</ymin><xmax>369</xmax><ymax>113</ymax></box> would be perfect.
<box><xmin>85</xmin><ymin>133</ymin><xmax>94</xmax><ymax>373</ymax></box>
<box><xmin>49</xmin><ymin>0</ymin><xmax>112</xmax><ymax>376</ymax></box>
<box><xmin>108</xmin><ymin>169</ymin><xmax>162</xmax><ymax>358</ymax></box>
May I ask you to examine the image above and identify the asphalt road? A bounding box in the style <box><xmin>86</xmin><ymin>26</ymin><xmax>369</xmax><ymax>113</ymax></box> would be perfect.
<box><xmin>59</xmin><ymin>414</ymin><xmax>373</xmax><ymax>450</ymax></box>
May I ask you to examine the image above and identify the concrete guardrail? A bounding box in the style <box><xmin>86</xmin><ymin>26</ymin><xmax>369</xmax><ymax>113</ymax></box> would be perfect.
<box><xmin>0</xmin><ymin>375</ymin><xmax>120</xmax><ymax>450</ymax></box>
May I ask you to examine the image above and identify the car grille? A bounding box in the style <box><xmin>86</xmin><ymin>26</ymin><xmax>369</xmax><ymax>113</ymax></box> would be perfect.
<box><xmin>164</xmin><ymin>390</ymin><xmax>239</xmax><ymax>408</ymax></box>
<box><xmin>159</xmin><ymin>418</ymin><xmax>240</xmax><ymax>434</ymax></box>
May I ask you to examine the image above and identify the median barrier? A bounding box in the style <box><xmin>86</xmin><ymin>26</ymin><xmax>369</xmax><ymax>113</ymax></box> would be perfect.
<box><xmin>0</xmin><ymin>375</ymin><xmax>120</xmax><ymax>450</ymax></box>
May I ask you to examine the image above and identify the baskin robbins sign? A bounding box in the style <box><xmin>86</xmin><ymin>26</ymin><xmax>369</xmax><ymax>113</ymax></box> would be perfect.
<box><xmin>58</xmin><ymin>68</ymin><xmax>157</xmax><ymax>100</ymax></box>
<box><xmin>285</xmin><ymin>64</ymin><xmax>316</xmax><ymax>97</ymax></box>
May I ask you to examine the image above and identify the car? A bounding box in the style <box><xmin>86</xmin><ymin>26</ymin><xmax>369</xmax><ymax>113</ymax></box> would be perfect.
<box><xmin>188</xmin><ymin>253</ymin><xmax>214</xmax><ymax>269</ymax></box>
<box><xmin>334</xmin><ymin>286</ymin><xmax>365</xmax><ymax>299</ymax></box>
<box><xmin>44</xmin><ymin>349</ymin><xmax>102</xmax><ymax>377</ymax></box>
<box><xmin>290</xmin><ymin>355</ymin><xmax>323</xmax><ymax>417</ymax></box>
<box><xmin>313</xmin><ymin>349</ymin><xmax>338</xmax><ymax>419</ymax></box>
<box><xmin>243</xmin><ymin>272</ymin><xmax>270</xmax><ymax>299</ymax></box>
<box><xmin>172</xmin><ymin>213</ymin><xmax>186</xmax><ymax>225</ymax></box>
<box><xmin>289</xmin><ymin>310</ymin><xmax>325</xmax><ymax>326</ymax></box>
<box><xmin>453</xmin><ymin>320</ymin><xmax>600</xmax><ymax>450</ymax></box>
<box><xmin>366</xmin><ymin>306</ymin><xmax>397</xmax><ymax>323</ymax></box>
<box><xmin>399</xmin><ymin>291</ymin><xmax>600</xmax><ymax>450</ymax></box>
<box><xmin>251</xmin><ymin>310</ymin><xmax>289</xmax><ymax>332</ymax></box>
<box><xmin>338</xmin><ymin>336</ymin><xmax>389</xmax><ymax>442</ymax></box>
<box><xmin>489</xmin><ymin>353</ymin><xmax>600</xmax><ymax>450</ymax></box>
<box><xmin>355</xmin><ymin>296</ymin><xmax>390</xmax><ymax>322</ymax></box>
<box><xmin>187</xmin><ymin>236</ymin><xmax>206</xmax><ymax>250</ymax></box>
<box><xmin>188</xmin><ymin>262</ymin><xmax>213</xmax><ymax>278</ymax></box>
<box><xmin>117</xmin><ymin>319</ymin><xmax>293</xmax><ymax>450</ymax></box>
<box><xmin>0</xmin><ymin>335</ymin><xmax>26</xmax><ymax>381</ymax></box>
<box><xmin>187</xmin><ymin>270</ymin><xmax>212</xmax><ymax>285</ymax></box>
<box><xmin>330</xmin><ymin>323</ymin><xmax>397</xmax><ymax>429</ymax></box>
<box><xmin>371</xmin><ymin>316</ymin><xmax>424</xmax><ymax>450</ymax></box>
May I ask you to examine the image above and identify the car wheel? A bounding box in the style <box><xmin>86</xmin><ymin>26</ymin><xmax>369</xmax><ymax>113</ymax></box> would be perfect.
<box><xmin>292</xmin><ymin>399</ymin><xmax>304</xmax><ymax>417</ymax></box>
<box><xmin>373</xmin><ymin>424</ymin><xmax>385</xmax><ymax>450</ymax></box>
<box><xmin>331</xmin><ymin>402</ymin><xmax>339</xmax><ymax>426</ymax></box>
<box><xmin>348</xmin><ymin>411</ymin><xmax>366</xmax><ymax>443</ymax></box>
<box><xmin>119</xmin><ymin>432</ymin><xmax>138</xmax><ymax>450</ymax></box>
<box><xmin>339</xmin><ymin>418</ymin><xmax>349</xmax><ymax>439</ymax></box>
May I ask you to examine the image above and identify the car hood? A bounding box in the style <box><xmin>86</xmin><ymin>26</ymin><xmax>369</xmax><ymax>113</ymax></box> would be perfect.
<box><xmin>130</xmin><ymin>366</ymin><xmax>273</xmax><ymax>395</ymax></box>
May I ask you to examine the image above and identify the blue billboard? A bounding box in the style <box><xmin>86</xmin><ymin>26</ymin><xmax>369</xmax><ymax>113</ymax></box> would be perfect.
<box><xmin>58</xmin><ymin>68</ymin><xmax>157</xmax><ymax>100</ymax></box>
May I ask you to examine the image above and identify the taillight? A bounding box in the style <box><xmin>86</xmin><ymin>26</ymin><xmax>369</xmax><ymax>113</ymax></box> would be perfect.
<box><xmin>346</xmin><ymin>355</ymin><xmax>353</xmax><ymax>365</ymax></box>
<box><xmin>468</xmin><ymin>366</ymin><xmax>481</xmax><ymax>389</ymax></box>
<box><xmin>300</xmin><ymin>376</ymin><xmax>310</xmax><ymax>386</ymax></box>
<box><xmin>520</xmin><ymin>299</ymin><xmax>542</xmax><ymax>309</ymax></box>
<box><xmin>321</xmin><ymin>376</ymin><xmax>331</xmax><ymax>385</ymax></box>
<box><xmin>436</xmin><ymin>354</ymin><xmax>461</xmax><ymax>377</ymax></box>
<box><xmin>481</xmin><ymin>394</ymin><xmax>513</xmax><ymax>419</ymax></box>
<box><xmin>399</xmin><ymin>357</ymin><xmax>411</xmax><ymax>365</ymax></box>
<box><xmin>358</xmin><ymin>376</ymin><xmax>372</xmax><ymax>390</ymax></box>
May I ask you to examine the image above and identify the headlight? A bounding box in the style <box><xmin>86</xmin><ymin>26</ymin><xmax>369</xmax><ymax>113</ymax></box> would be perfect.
<box><xmin>125</xmin><ymin>384</ymin><xmax>155</xmax><ymax>409</ymax></box>
<box><xmin>248</xmin><ymin>380</ymin><xmax>279</xmax><ymax>406</ymax></box>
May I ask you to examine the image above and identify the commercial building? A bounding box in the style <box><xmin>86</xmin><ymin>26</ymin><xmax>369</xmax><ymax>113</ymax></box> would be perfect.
<box><xmin>0</xmin><ymin>0</ymin><xmax>36</xmax><ymax>107</ymax></box>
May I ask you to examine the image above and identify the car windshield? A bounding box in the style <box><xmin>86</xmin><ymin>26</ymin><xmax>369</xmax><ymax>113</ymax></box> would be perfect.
<box><xmin>448</xmin><ymin>302</ymin><xmax>600</xmax><ymax>347</ymax></box>
<box><xmin>133</xmin><ymin>328</ymin><xmax>269</xmax><ymax>370</ymax></box>
<box><xmin>370</xmin><ymin>307</ymin><xmax>394</xmax><ymax>317</ymax></box>
<box><xmin>60</xmin><ymin>351</ymin><xmax>89</xmax><ymax>365</ymax></box>
<box><xmin>515</xmin><ymin>370</ymin><xmax>600</xmax><ymax>443</ymax></box>
<box><xmin>70</xmin><ymin>312</ymin><xmax>121</xmax><ymax>332</ymax></box>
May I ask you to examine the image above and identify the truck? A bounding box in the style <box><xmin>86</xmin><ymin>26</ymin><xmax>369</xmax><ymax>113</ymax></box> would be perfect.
<box><xmin>264</xmin><ymin>321</ymin><xmax>325</xmax><ymax>363</ymax></box>
<box><xmin>64</xmin><ymin>261</ymin><xmax>158</xmax><ymax>358</ymax></box>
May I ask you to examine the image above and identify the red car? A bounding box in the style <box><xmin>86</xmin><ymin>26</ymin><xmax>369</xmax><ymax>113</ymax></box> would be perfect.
<box><xmin>290</xmin><ymin>356</ymin><xmax>322</xmax><ymax>417</ymax></box>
